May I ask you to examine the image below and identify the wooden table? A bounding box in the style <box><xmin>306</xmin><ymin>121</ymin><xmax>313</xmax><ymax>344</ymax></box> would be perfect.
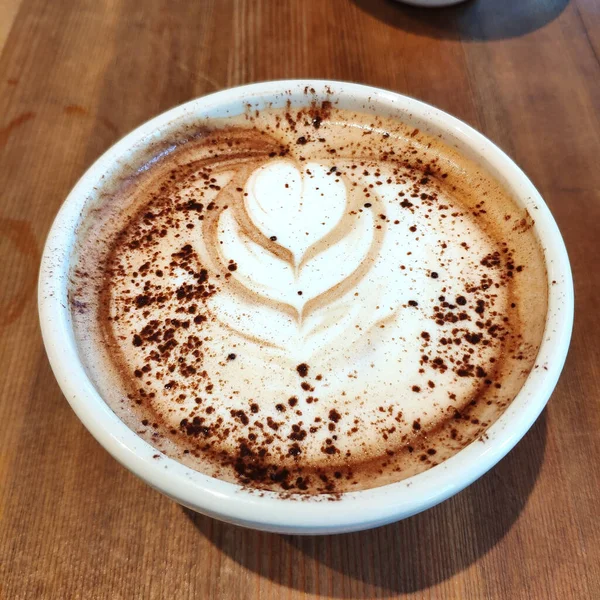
<box><xmin>1</xmin><ymin>0</ymin><xmax>598</xmax><ymax>598</ymax></box>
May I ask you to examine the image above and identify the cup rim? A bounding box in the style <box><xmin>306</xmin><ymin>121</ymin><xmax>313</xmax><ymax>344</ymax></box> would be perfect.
<box><xmin>38</xmin><ymin>80</ymin><xmax>573</xmax><ymax>534</ymax></box>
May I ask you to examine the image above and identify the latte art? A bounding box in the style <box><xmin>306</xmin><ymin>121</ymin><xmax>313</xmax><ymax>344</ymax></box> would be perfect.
<box><xmin>71</xmin><ymin>104</ymin><xmax>547</xmax><ymax>494</ymax></box>
<box><xmin>213</xmin><ymin>159</ymin><xmax>384</xmax><ymax>353</ymax></box>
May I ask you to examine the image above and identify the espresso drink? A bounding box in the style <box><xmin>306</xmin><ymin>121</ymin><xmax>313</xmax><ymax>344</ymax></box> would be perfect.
<box><xmin>71</xmin><ymin>99</ymin><xmax>547</xmax><ymax>494</ymax></box>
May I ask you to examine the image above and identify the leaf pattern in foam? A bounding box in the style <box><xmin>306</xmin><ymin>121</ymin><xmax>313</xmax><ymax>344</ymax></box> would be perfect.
<box><xmin>216</xmin><ymin>160</ymin><xmax>376</xmax><ymax>318</ymax></box>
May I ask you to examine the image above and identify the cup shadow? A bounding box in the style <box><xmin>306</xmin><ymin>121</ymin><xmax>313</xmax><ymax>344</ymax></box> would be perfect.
<box><xmin>184</xmin><ymin>409</ymin><xmax>547</xmax><ymax>596</ymax></box>
<box><xmin>350</xmin><ymin>0</ymin><xmax>570</xmax><ymax>42</ymax></box>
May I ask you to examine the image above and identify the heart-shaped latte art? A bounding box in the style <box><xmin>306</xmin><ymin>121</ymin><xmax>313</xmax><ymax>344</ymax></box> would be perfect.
<box><xmin>215</xmin><ymin>160</ymin><xmax>379</xmax><ymax>320</ymax></box>
<box><xmin>245</xmin><ymin>160</ymin><xmax>347</xmax><ymax>267</ymax></box>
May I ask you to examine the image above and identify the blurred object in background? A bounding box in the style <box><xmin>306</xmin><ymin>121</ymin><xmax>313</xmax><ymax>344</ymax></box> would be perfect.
<box><xmin>394</xmin><ymin>0</ymin><xmax>468</xmax><ymax>6</ymax></box>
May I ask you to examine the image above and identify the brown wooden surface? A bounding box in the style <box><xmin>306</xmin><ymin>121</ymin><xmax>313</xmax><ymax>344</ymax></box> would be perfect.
<box><xmin>1</xmin><ymin>0</ymin><xmax>599</xmax><ymax>598</ymax></box>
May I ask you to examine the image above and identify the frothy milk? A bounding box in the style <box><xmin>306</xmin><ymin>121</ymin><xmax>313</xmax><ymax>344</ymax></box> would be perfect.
<box><xmin>70</xmin><ymin>101</ymin><xmax>548</xmax><ymax>494</ymax></box>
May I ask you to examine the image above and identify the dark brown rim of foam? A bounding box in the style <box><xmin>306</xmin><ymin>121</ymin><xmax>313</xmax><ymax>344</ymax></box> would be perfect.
<box><xmin>93</xmin><ymin>116</ymin><xmax>519</xmax><ymax>493</ymax></box>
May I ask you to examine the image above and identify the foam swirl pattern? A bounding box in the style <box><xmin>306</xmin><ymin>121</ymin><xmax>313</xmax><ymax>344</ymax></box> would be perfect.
<box><xmin>70</xmin><ymin>105</ymin><xmax>547</xmax><ymax>493</ymax></box>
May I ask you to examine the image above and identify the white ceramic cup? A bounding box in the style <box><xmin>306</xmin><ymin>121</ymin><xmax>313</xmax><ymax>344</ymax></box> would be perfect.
<box><xmin>39</xmin><ymin>81</ymin><xmax>573</xmax><ymax>535</ymax></box>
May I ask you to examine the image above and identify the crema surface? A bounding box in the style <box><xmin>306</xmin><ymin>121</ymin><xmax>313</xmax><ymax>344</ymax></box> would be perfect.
<box><xmin>71</xmin><ymin>102</ymin><xmax>547</xmax><ymax>493</ymax></box>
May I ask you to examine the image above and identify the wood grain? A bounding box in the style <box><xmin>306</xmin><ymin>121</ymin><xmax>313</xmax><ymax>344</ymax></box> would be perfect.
<box><xmin>0</xmin><ymin>0</ymin><xmax>23</xmax><ymax>53</ymax></box>
<box><xmin>1</xmin><ymin>0</ymin><xmax>598</xmax><ymax>598</ymax></box>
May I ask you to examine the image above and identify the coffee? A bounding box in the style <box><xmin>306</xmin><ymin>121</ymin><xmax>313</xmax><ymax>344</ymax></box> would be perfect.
<box><xmin>70</xmin><ymin>100</ymin><xmax>547</xmax><ymax>494</ymax></box>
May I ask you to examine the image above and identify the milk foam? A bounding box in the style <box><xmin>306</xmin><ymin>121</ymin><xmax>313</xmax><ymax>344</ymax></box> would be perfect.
<box><xmin>70</xmin><ymin>105</ymin><xmax>548</xmax><ymax>493</ymax></box>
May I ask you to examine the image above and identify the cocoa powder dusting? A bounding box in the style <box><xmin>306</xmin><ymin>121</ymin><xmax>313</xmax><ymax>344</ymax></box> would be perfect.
<box><xmin>68</xmin><ymin>98</ymin><xmax>547</xmax><ymax>496</ymax></box>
